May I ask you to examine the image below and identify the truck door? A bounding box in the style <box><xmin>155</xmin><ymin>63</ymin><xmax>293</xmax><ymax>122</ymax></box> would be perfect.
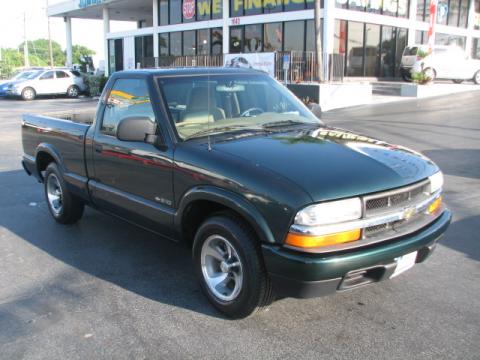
<box><xmin>90</xmin><ymin>77</ymin><xmax>175</xmax><ymax>237</ymax></box>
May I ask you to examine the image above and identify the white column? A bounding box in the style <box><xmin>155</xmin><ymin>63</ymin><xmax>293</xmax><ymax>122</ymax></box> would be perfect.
<box><xmin>407</xmin><ymin>0</ymin><xmax>417</xmax><ymax>45</ymax></box>
<box><xmin>222</xmin><ymin>0</ymin><xmax>230</xmax><ymax>55</ymax></box>
<box><xmin>465</xmin><ymin>0</ymin><xmax>476</xmax><ymax>53</ymax></box>
<box><xmin>323</xmin><ymin>1</ymin><xmax>335</xmax><ymax>80</ymax></box>
<box><xmin>103</xmin><ymin>7</ymin><xmax>110</xmax><ymax>76</ymax></box>
<box><xmin>153</xmin><ymin>0</ymin><xmax>159</xmax><ymax>67</ymax></box>
<box><xmin>65</xmin><ymin>17</ymin><xmax>73</xmax><ymax>67</ymax></box>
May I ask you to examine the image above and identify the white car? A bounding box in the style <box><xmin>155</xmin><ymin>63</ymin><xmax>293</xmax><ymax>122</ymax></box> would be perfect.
<box><xmin>401</xmin><ymin>45</ymin><xmax>480</xmax><ymax>84</ymax></box>
<box><xmin>6</xmin><ymin>69</ymin><xmax>87</xmax><ymax>100</ymax></box>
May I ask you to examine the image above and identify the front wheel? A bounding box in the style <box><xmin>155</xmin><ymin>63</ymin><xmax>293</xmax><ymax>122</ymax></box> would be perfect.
<box><xmin>22</xmin><ymin>87</ymin><xmax>36</xmax><ymax>101</ymax></box>
<box><xmin>423</xmin><ymin>68</ymin><xmax>436</xmax><ymax>82</ymax></box>
<box><xmin>67</xmin><ymin>85</ymin><xmax>80</xmax><ymax>98</ymax></box>
<box><xmin>474</xmin><ymin>70</ymin><xmax>480</xmax><ymax>85</ymax></box>
<box><xmin>193</xmin><ymin>214</ymin><xmax>274</xmax><ymax>318</ymax></box>
<box><xmin>44</xmin><ymin>163</ymin><xmax>84</xmax><ymax>224</ymax></box>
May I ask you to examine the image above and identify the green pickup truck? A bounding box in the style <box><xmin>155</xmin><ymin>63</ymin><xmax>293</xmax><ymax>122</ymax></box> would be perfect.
<box><xmin>21</xmin><ymin>68</ymin><xmax>451</xmax><ymax>318</ymax></box>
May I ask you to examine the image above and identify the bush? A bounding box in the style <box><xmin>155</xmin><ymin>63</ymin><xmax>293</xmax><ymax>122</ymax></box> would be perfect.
<box><xmin>84</xmin><ymin>74</ymin><xmax>108</xmax><ymax>97</ymax></box>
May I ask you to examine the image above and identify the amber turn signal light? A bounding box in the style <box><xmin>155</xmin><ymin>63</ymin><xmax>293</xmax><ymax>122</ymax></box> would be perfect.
<box><xmin>428</xmin><ymin>196</ymin><xmax>442</xmax><ymax>215</ymax></box>
<box><xmin>285</xmin><ymin>229</ymin><xmax>361</xmax><ymax>249</ymax></box>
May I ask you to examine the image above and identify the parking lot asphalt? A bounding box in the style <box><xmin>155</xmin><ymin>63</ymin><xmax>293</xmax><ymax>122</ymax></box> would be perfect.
<box><xmin>0</xmin><ymin>94</ymin><xmax>479</xmax><ymax>359</ymax></box>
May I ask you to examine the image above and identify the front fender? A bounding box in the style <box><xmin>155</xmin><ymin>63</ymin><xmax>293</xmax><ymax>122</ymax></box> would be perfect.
<box><xmin>175</xmin><ymin>185</ymin><xmax>276</xmax><ymax>244</ymax></box>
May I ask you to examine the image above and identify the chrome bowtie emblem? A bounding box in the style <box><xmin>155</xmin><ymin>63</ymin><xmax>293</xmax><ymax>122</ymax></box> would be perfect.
<box><xmin>403</xmin><ymin>207</ymin><xmax>416</xmax><ymax>220</ymax></box>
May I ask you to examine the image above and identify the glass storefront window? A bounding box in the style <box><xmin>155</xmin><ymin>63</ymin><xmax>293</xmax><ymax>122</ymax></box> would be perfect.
<box><xmin>380</xmin><ymin>26</ymin><xmax>395</xmax><ymax>77</ymax></box>
<box><xmin>159</xmin><ymin>0</ymin><xmax>168</xmax><ymax>26</ymax></box>
<box><xmin>183</xmin><ymin>30</ymin><xmax>196</xmax><ymax>55</ymax></box>
<box><xmin>197</xmin><ymin>29</ymin><xmax>210</xmax><ymax>55</ymax></box>
<box><xmin>350</xmin><ymin>0</ymin><xmax>366</xmax><ymax>12</ymax></box>
<box><xmin>382</xmin><ymin>0</ymin><xmax>397</xmax><ymax>16</ymax></box>
<box><xmin>170</xmin><ymin>0</ymin><xmax>182</xmax><ymax>24</ymax></box>
<box><xmin>305</xmin><ymin>20</ymin><xmax>316</xmax><ymax>52</ymax></box>
<box><xmin>196</xmin><ymin>0</ymin><xmax>211</xmax><ymax>21</ymax></box>
<box><xmin>264</xmin><ymin>22</ymin><xmax>283</xmax><ymax>52</ymax></box>
<box><xmin>417</xmin><ymin>0</ymin><xmax>425</xmax><ymax>21</ymax></box>
<box><xmin>398</xmin><ymin>0</ymin><xmax>409</xmax><ymax>17</ymax></box>
<box><xmin>159</xmin><ymin>33</ymin><xmax>169</xmax><ymax>56</ymax></box>
<box><xmin>473</xmin><ymin>38</ymin><xmax>480</xmax><ymax>59</ymax></box>
<box><xmin>230</xmin><ymin>26</ymin><xmax>243</xmax><ymax>53</ymax></box>
<box><xmin>284</xmin><ymin>0</ymin><xmax>307</xmax><ymax>12</ymax></box>
<box><xmin>264</xmin><ymin>0</ymin><xmax>283</xmax><ymax>13</ymax></box>
<box><xmin>245</xmin><ymin>24</ymin><xmax>263</xmax><ymax>53</ymax></box>
<box><xmin>170</xmin><ymin>32</ymin><xmax>182</xmax><ymax>56</ymax></box>
<box><xmin>395</xmin><ymin>28</ymin><xmax>408</xmax><ymax>76</ymax></box>
<box><xmin>346</xmin><ymin>21</ymin><xmax>364</xmax><ymax>76</ymax></box>
<box><xmin>212</xmin><ymin>0</ymin><xmax>223</xmax><ymax>19</ymax></box>
<box><xmin>211</xmin><ymin>28</ymin><xmax>223</xmax><ymax>55</ymax></box>
<box><xmin>448</xmin><ymin>0</ymin><xmax>460</xmax><ymax>26</ymax></box>
<box><xmin>245</xmin><ymin>0</ymin><xmax>263</xmax><ymax>15</ymax></box>
<box><xmin>365</xmin><ymin>24</ymin><xmax>380</xmax><ymax>76</ymax></box>
<box><xmin>334</xmin><ymin>20</ymin><xmax>347</xmax><ymax>55</ymax></box>
<box><xmin>459</xmin><ymin>0</ymin><xmax>469</xmax><ymax>28</ymax></box>
<box><xmin>231</xmin><ymin>0</ymin><xmax>243</xmax><ymax>16</ymax></box>
<box><xmin>135</xmin><ymin>35</ymin><xmax>154</xmax><ymax>69</ymax></box>
<box><xmin>284</xmin><ymin>21</ymin><xmax>304</xmax><ymax>52</ymax></box>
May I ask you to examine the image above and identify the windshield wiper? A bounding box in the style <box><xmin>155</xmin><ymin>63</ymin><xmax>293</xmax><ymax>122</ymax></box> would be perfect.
<box><xmin>261</xmin><ymin>120</ymin><xmax>312</xmax><ymax>129</ymax></box>
<box><xmin>184</xmin><ymin>125</ymin><xmax>264</xmax><ymax>140</ymax></box>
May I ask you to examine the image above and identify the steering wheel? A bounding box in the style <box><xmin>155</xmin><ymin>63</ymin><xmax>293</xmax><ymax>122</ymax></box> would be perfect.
<box><xmin>240</xmin><ymin>107</ymin><xmax>264</xmax><ymax>117</ymax></box>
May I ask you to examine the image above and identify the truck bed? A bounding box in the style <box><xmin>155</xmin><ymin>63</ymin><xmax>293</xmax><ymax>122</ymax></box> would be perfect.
<box><xmin>22</xmin><ymin>109</ymin><xmax>95</xmax><ymax>181</ymax></box>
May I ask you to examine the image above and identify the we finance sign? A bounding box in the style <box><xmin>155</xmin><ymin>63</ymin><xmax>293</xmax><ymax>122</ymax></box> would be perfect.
<box><xmin>79</xmin><ymin>0</ymin><xmax>106</xmax><ymax>8</ymax></box>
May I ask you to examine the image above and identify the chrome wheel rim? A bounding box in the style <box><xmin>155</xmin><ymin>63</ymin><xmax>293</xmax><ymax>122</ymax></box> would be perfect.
<box><xmin>47</xmin><ymin>174</ymin><xmax>63</xmax><ymax>216</ymax></box>
<box><xmin>201</xmin><ymin>235</ymin><xmax>243</xmax><ymax>302</ymax></box>
<box><xmin>24</xmin><ymin>89</ymin><xmax>34</xmax><ymax>100</ymax></box>
<box><xmin>68</xmin><ymin>87</ymin><xmax>78</xmax><ymax>97</ymax></box>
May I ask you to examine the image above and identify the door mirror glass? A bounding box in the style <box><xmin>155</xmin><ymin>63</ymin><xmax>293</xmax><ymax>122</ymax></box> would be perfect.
<box><xmin>116</xmin><ymin>116</ymin><xmax>156</xmax><ymax>142</ymax></box>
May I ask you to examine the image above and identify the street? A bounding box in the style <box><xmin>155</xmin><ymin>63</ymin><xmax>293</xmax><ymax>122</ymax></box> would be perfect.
<box><xmin>0</xmin><ymin>94</ymin><xmax>479</xmax><ymax>359</ymax></box>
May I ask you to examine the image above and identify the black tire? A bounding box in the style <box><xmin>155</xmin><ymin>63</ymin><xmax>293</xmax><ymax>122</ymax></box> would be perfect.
<box><xmin>67</xmin><ymin>85</ymin><xmax>80</xmax><ymax>98</ymax></box>
<box><xmin>452</xmin><ymin>79</ymin><xmax>463</xmax><ymax>84</ymax></box>
<box><xmin>22</xmin><ymin>87</ymin><xmax>36</xmax><ymax>101</ymax></box>
<box><xmin>423</xmin><ymin>68</ymin><xmax>436</xmax><ymax>82</ymax></box>
<box><xmin>44</xmin><ymin>163</ymin><xmax>84</xmax><ymax>224</ymax></box>
<box><xmin>401</xmin><ymin>73</ymin><xmax>412</xmax><ymax>82</ymax></box>
<box><xmin>193</xmin><ymin>214</ymin><xmax>274</xmax><ymax>318</ymax></box>
<box><xmin>474</xmin><ymin>70</ymin><xmax>480</xmax><ymax>85</ymax></box>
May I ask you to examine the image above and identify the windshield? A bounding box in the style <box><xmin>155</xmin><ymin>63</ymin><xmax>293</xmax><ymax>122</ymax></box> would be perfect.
<box><xmin>158</xmin><ymin>73</ymin><xmax>320</xmax><ymax>140</ymax></box>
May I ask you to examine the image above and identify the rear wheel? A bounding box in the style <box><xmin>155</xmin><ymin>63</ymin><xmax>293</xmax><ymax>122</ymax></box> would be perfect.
<box><xmin>44</xmin><ymin>163</ymin><xmax>84</xmax><ymax>224</ymax></box>
<box><xmin>401</xmin><ymin>73</ymin><xmax>412</xmax><ymax>82</ymax></box>
<box><xmin>67</xmin><ymin>85</ymin><xmax>80</xmax><ymax>98</ymax></box>
<box><xmin>474</xmin><ymin>71</ymin><xmax>480</xmax><ymax>85</ymax></box>
<box><xmin>193</xmin><ymin>214</ymin><xmax>274</xmax><ymax>318</ymax></box>
<box><xmin>21</xmin><ymin>87</ymin><xmax>36</xmax><ymax>101</ymax></box>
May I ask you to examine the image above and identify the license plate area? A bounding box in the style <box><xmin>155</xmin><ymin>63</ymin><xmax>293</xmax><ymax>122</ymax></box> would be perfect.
<box><xmin>390</xmin><ymin>251</ymin><xmax>418</xmax><ymax>278</ymax></box>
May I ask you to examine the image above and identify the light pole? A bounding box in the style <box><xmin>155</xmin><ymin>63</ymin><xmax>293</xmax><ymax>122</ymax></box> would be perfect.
<box><xmin>23</xmin><ymin>12</ymin><xmax>30</xmax><ymax>68</ymax></box>
<box><xmin>314</xmin><ymin>0</ymin><xmax>324</xmax><ymax>82</ymax></box>
<box><xmin>46</xmin><ymin>0</ymin><xmax>54</xmax><ymax>68</ymax></box>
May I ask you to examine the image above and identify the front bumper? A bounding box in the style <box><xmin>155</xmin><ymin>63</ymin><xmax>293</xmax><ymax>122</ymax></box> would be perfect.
<box><xmin>262</xmin><ymin>208</ymin><xmax>451</xmax><ymax>298</ymax></box>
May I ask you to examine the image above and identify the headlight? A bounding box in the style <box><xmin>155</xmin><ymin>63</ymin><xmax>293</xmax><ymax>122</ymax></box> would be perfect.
<box><xmin>429</xmin><ymin>171</ymin><xmax>443</xmax><ymax>194</ymax></box>
<box><xmin>294</xmin><ymin>197</ymin><xmax>362</xmax><ymax>226</ymax></box>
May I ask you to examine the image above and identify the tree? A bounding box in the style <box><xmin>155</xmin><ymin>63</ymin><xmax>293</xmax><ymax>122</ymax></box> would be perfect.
<box><xmin>19</xmin><ymin>39</ymin><xmax>65</xmax><ymax>67</ymax></box>
<box><xmin>72</xmin><ymin>45</ymin><xmax>95</xmax><ymax>64</ymax></box>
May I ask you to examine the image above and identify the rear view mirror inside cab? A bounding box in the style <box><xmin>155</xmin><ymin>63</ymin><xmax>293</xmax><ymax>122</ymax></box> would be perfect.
<box><xmin>216</xmin><ymin>84</ymin><xmax>245</xmax><ymax>92</ymax></box>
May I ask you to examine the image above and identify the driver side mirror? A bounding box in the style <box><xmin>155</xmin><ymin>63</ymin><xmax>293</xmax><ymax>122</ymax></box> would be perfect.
<box><xmin>116</xmin><ymin>116</ymin><xmax>157</xmax><ymax>143</ymax></box>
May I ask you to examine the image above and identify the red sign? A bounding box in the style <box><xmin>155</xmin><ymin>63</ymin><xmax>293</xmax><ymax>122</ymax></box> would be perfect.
<box><xmin>183</xmin><ymin>0</ymin><xmax>195</xmax><ymax>20</ymax></box>
<box><xmin>427</xmin><ymin>0</ymin><xmax>438</xmax><ymax>51</ymax></box>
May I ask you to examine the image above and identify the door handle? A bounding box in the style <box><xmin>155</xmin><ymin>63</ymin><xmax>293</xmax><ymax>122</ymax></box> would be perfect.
<box><xmin>94</xmin><ymin>144</ymin><xmax>103</xmax><ymax>153</ymax></box>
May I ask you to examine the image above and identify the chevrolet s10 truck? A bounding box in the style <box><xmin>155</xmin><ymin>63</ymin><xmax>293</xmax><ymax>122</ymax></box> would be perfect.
<box><xmin>22</xmin><ymin>68</ymin><xmax>451</xmax><ymax>318</ymax></box>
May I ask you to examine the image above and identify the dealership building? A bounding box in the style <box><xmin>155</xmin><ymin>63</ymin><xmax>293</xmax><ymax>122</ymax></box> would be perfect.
<box><xmin>48</xmin><ymin>0</ymin><xmax>480</xmax><ymax>79</ymax></box>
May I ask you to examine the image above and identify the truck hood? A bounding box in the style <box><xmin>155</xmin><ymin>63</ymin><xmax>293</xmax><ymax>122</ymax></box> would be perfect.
<box><xmin>213</xmin><ymin>126</ymin><xmax>439</xmax><ymax>202</ymax></box>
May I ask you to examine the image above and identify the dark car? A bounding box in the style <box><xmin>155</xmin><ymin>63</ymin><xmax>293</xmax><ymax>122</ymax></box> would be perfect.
<box><xmin>21</xmin><ymin>68</ymin><xmax>451</xmax><ymax>318</ymax></box>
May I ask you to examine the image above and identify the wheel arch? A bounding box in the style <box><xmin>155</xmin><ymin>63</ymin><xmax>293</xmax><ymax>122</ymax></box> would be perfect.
<box><xmin>35</xmin><ymin>144</ymin><xmax>66</xmax><ymax>181</ymax></box>
<box><xmin>175</xmin><ymin>186</ymin><xmax>276</xmax><ymax>247</ymax></box>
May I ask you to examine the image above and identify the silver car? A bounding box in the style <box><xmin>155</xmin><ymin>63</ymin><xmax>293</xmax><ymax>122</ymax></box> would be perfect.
<box><xmin>401</xmin><ymin>45</ymin><xmax>480</xmax><ymax>84</ymax></box>
<box><xmin>6</xmin><ymin>69</ymin><xmax>87</xmax><ymax>100</ymax></box>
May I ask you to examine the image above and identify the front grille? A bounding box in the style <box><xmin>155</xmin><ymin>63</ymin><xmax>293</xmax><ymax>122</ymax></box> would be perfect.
<box><xmin>365</xmin><ymin>180</ymin><xmax>430</xmax><ymax>216</ymax></box>
<box><xmin>363</xmin><ymin>180</ymin><xmax>432</xmax><ymax>240</ymax></box>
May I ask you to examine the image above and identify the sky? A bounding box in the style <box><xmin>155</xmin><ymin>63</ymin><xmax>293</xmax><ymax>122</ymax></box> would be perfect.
<box><xmin>0</xmin><ymin>0</ymin><xmax>135</xmax><ymax>65</ymax></box>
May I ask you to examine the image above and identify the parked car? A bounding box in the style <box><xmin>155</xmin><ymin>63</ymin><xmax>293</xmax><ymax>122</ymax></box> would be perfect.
<box><xmin>400</xmin><ymin>45</ymin><xmax>480</xmax><ymax>83</ymax></box>
<box><xmin>6</xmin><ymin>68</ymin><xmax>87</xmax><ymax>100</ymax></box>
<box><xmin>0</xmin><ymin>70</ymin><xmax>42</xmax><ymax>97</ymax></box>
<box><xmin>21</xmin><ymin>68</ymin><xmax>451</xmax><ymax>318</ymax></box>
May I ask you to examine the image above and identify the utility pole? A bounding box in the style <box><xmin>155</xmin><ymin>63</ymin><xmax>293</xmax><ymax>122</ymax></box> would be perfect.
<box><xmin>314</xmin><ymin>0</ymin><xmax>324</xmax><ymax>82</ymax></box>
<box><xmin>46</xmin><ymin>0</ymin><xmax>54</xmax><ymax>68</ymax></box>
<box><xmin>23</xmin><ymin>12</ymin><xmax>30</xmax><ymax>68</ymax></box>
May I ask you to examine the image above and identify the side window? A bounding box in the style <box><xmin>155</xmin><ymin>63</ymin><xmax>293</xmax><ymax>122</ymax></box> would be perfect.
<box><xmin>40</xmin><ymin>71</ymin><xmax>55</xmax><ymax>80</ymax></box>
<box><xmin>56</xmin><ymin>71</ymin><xmax>70</xmax><ymax>78</ymax></box>
<box><xmin>101</xmin><ymin>78</ymin><xmax>155</xmax><ymax>137</ymax></box>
